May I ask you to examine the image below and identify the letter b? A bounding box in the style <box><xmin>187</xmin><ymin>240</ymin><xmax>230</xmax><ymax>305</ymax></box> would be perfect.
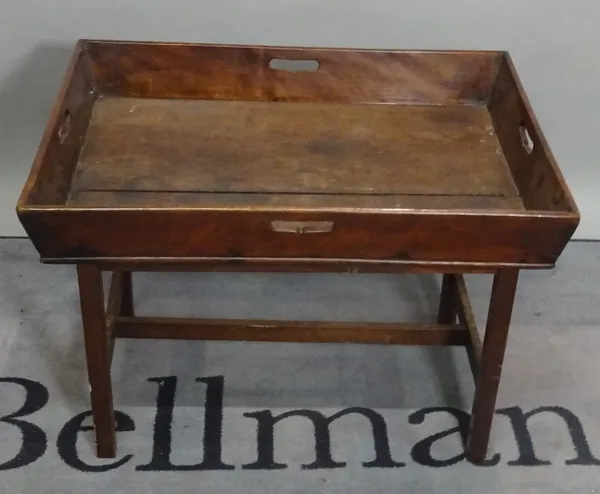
<box><xmin>0</xmin><ymin>378</ymin><xmax>49</xmax><ymax>470</ymax></box>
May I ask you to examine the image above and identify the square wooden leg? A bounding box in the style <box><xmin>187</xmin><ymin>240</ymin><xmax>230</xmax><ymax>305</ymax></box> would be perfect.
<box><xmin>120</xmin><ymin>271</ymin><xmax>134</xmax><ymax>317</ymax></box>
<box><xmin>77</xmin><ymin>264</ymin><xmax>116</xmax><ymax>458</ymax></box>
<box><xmin>466</xmin><ymin>269</ymin><xmax>519</xmax><ymax>463</ymax></box>
<box><xmin>437</xmin><ymin>273</ymin><xmax>458</xmax><ymax>324</ymax></box>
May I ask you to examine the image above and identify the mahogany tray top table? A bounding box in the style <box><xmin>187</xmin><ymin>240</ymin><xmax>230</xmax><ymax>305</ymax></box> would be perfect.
<box><xmin>16</xmin><ymin>40</ymin><xmax>580</xmax><ymax>464</ymax></box>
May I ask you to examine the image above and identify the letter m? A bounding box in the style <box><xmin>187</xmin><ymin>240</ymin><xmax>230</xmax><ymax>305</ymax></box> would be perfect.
<box><xmin>242</xmin><ymin>407</ymin><xmax>404</xmax><ymax>470</ymax></box>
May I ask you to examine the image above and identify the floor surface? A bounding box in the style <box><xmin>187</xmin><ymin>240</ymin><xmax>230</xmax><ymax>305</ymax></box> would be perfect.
<box><xmin>0</xmin><ymin>239</ymin><xmax>599</xmax><ymax>493</ymax></box>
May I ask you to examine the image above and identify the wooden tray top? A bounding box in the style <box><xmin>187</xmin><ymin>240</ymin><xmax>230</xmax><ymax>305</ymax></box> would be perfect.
<box><xmin>16</xmin><ymin>41</ymin><xmax>579</xmax><ymax>268</ymax></box>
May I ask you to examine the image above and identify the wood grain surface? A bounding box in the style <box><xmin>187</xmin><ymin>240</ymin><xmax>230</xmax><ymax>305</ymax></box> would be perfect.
<box><xmin>86</xmin><ymin>42</ymin><xmax>501</xmax><ymax>104</ymax></box>
<box><xmin>71</xmin><ymin>97</ymin><xmax>519</xmax><ymax>199</ymax></box>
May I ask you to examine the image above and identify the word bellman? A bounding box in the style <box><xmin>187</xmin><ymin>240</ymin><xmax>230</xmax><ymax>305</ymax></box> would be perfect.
<box><xmin>1</xmin><ymin>376</ymin><xmax>599</xmax><ymax>472</ymax></box>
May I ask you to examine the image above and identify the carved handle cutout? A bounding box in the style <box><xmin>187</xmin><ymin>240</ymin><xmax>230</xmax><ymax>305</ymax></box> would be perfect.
<box><xmin>519</xmin><ymin>124</ymin><xmax>534</xmax><ymax>154</ymax></box>
<box><xmin>268</xmin><ymin>58</ymin><xmax>320</xmax><ymax>73</ymax></box>
<box><xmin>58</xmin><ymin>110</ymin><xmax>71</xmax><ymax>144</ymax></box>
<box><xmin>271</xmin><ymin>220</ymin><xmax>334</xmax><ymax>234</ymax></box>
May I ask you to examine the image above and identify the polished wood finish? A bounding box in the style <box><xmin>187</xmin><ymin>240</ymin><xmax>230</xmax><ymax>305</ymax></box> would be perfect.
<box><xmin>16</xmin><ymin>40</ymin><xmax>580</xmax><ymax>465</ymax></box>
<box><xmin>76</xmin><ymin>264</ymin><xmax>115</xmax><ymax>458</ymax></box>
<box><xmin>17</xmin><ymin>41</ymin><xmax>579</xmax><ymax>268</ymax></box>
<box><xmin>467</xmin><ymin>269</ymin><xmax>519</xmax><ymax>463</ymax></box>
<box><xmin>116</xmin><ymin>317</ymin><xmax>469</xmax><ymax>346</ymax></box>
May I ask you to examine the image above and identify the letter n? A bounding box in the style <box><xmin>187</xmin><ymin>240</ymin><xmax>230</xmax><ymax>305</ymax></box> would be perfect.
<box><xmin>497</xmin><ymin>406</ymin><xmax>600</xmax><ymax>466</ymax></box>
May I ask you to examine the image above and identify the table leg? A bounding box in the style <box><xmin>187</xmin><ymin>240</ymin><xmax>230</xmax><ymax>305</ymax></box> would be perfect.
<box><xmin>466</xmin><ymin>269</ymin><xmax>519</xmax><ymax>463</ymax></box>
<box><xmin>120</xmin><ymin>271</ymin><xmax>134</xmax><ymax>316</ymax></box>
<box><xmin>437</xmin><ymin>273</ymin><xmax>457</xmax><ymax>324</ymax></box>
<box><xmin>77</xmin><ymin>264</ymin><xmax>116</xmax><ymax>458</ymax></box>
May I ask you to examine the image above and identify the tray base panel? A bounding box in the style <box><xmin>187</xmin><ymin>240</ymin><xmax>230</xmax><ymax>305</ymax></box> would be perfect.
<box><xmin>69</xmin><ymin>96</ymin><xmax>523</xmax><ymax>210</ymax></box>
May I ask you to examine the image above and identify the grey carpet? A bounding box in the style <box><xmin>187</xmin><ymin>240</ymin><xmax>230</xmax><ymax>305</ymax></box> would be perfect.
<box><xmin>0</xmin><ymin>239</ymin><xmax>599</xmax><ymax>493</ymax></box>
